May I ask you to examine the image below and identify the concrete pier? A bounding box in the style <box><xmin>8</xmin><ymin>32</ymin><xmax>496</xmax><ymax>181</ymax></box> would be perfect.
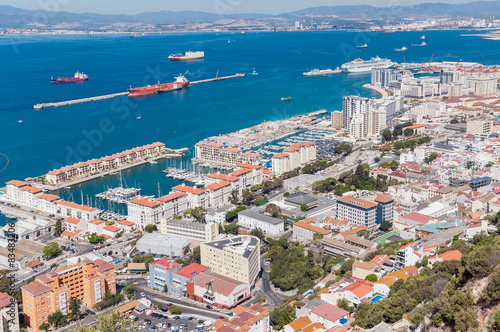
<box><xmin>33</xmin><ymin>73</ymin><xmax>245</xmax><ymax>110</ymax></box>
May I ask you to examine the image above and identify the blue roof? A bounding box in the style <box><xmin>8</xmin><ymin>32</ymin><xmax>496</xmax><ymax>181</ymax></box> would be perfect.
<box><xmin>416</xmin><ymin>221</ymin><xmax>465</xmax><ymax>234</ymax></box>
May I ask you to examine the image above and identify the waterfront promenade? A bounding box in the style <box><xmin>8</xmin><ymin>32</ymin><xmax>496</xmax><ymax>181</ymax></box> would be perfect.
<box><xmin>362</xmin><ymin>83</ymin><xmax>388</xmax><ymax>98</ymax></box>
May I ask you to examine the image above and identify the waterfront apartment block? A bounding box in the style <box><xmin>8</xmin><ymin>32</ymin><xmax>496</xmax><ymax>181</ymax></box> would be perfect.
<box><xmin>205</xmin><ymin>181</ymin><xmax>232</xmax><ymax>208</ymax></box>
<box><xmin>271</xmin><ymin>142</ymin><xmax>316</xmax><ymax>175</ymax></box>
<box><xmin>336</xmin><ymin>195</ymin><xmax>394</xmax><ymax>230</ymax></box>
<box><xmin>194</xmin><ymin>141</ymin><xmax>260</xmax><ymax>166</ymax></box>
<box><xmin>200</xmin><ymin>236</ymin><xmax>261</xmax><ymax>285</ymax></box>
<box><xmin>160</xmin><ymin>219</ymin><xmax>219</xmax><ymax>242</ymax></box>
<box><xmin>127</xmin><ymin>198</ymin><xmax>163</xmax><ymax>229</ymax></box>
<box><xmin>171</xmin><ymin>184</ymin><xmax>208</xmax><ymax>209</ymax></box>
<box><xmin>45</xmin><ymin>142</ymin><xmax>165</xmax><ymax>185</ymax></box>
<box><xmin>22</xmin><ymin>259</ymin><xmax>115</xmax><ymax>332</ymax></box>
<box><xmin>0</xmin><ymin>292</ymin><xmax>19</xmax><ymax>332</ymax></box>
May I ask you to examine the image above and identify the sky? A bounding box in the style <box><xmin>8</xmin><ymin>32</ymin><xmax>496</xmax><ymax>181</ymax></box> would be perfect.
<box><xmin>0</xmin><ymin>0</ymin><xmax>483</xmax><ymax>15</ymax></box>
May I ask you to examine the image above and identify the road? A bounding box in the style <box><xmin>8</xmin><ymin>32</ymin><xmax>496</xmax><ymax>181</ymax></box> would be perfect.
<box><xmin>259</xmin><ymin>254</ymin><xmax>282</xmax><ymax>307</ymax></box>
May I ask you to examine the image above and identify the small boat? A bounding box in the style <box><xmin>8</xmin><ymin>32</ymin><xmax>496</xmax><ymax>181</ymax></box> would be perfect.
<box><xmin>411</xmin><ymin>41</ymin><xmax>427</xmax><ymax>47</ymax></box>
<box><xmin>18</xmin><ymin>120</ymin><xmax>23</xmax><ymax>124</ymax></box>
<box><xmin>356</xmin><ymin>44</ymin><xmax>368</xmax><ymax>49</ymax></box>
<box><xmin>4</xmin><ymin>214</ymin><xmax>16</xmax><ymax>219</ymax></box>
<box><xmin>64</xmin><ymin>186</ymin><xmax>71</xmax><ymax>189</ymax></box>
<box><xmin>129</xmin><ymin>32</ymin><xmax>145</xmax><ymax>38</ymax></box>
<box><xmin>303</xmin><ymin>68</ymin><xmax>341</xmax><ymax>76</ymax></box>
<box><xmin>251</xmin><ymin>67</ymin><xmax>258</xmax><ymax>75</ymax></box>
<box><xmin>33</xmin><ymin>104</ymin><xmax>43</xmax><ymax>110</ymax></box>
<box><xmin>149</xmin><ymin>160</ymin><xmax>158</xmax><ymax>164</ymax></box>
<box><xmin>420</xmin><ymin>35</ymin><xmax>425</xmax><ymax>40</ymax></box>
<box><xmin>136</xmin><ymin>110</ymin><xmax>141</xmax><ymax>120</ymax></box>
<box><xmin>281</xmin><ymin>96</ymin><xmax>291</xmax><ymax>102</ymax></box>
<box><xmin>394</xmin><ymin>46</ymin><xmax>407</xmax><ymax>52</ymax></box>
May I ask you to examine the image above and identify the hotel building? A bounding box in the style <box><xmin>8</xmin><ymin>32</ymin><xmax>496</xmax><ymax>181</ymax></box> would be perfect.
<box><xmin>22</xmin><ymin>259</ymin><xmax>115</xmax><ymax>332</ymax></box>
<box><xmin>200</xmin><ymin>236</ymin><xmax>261</xmax><ymax>285</ymax></box>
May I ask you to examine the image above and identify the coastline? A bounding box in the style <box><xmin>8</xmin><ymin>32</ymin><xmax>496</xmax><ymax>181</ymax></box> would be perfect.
<box><xmin>362</xmin><ymin>84</ymin><xmax>388</xmax><ymax>98</ymax></box>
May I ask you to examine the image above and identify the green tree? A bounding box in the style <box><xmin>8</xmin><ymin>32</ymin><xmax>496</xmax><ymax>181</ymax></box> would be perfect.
<box><xmin>254</xmin><ymin>196</ymin><xmax>268</xmax><ymax>206</ymax></box>
<box><xmin>313</xmin><ymin>233</ymin><xmax>324</xmax><ymax>241</ymax></box>
<box><xmin>47</xmin><ymin>310</ymin><xmax>66</xmax><ymax>328</ymax></box>
<box><xmin>70</xmin><ymin>310</ymin><xmax>135</xmax><ymax>332</ymax></box>
<box><xmin>403</xmin><ymin>128</ymin><xmax>414</xmax><ymax>137</ymax></box>
<box><xmin>164</xmin><ymin>284</ymin><xmax>168</xmax><ymax>293</ymax></box>
<box><xmin>491</xmin><ymin>310</ymin><xmax>500</xmax><ymax>331</ymax></box>
<box><xmin>42</xmin><ymin>242</ymin><xmax>61</xmax><ymax>258</ymax></box>
<box><xmin>224</xmin><ymin>224</ymin><xmax>240</xmax><ymax>235</ymax></box>
<box><xmin>39</xmin><ymin>323</ymin><xmax>50</xmax><ymax>332</ymax></box>
<box><xmin>265</xmin><ymin>203</ymin><xmax>282</xmax><ymax>218</ymax></box>
<box><xmin>382</xmin><ymin>129</ymin><xmax>392</xmax><ymax>142</ymax></box>
<box><xmin>251</xmin><ymin>228</ymin><xmax>265</xmax><ymax>241</ymax></box>
<box><xmin>144</xmin><ymin>224</ymin><xmax>158</xmax><ymax>233</ymax></box>
<box><xmin>242</xmin><ymin>189</ymin><xmax>254</xmax><ymax>205</ymax></box>
<box><xmin>380</xmin><ymin>219</ymin><xmax>391</xmax><ymax>232</ymax></box>
<box><xmin>300</xmin><ymin>204</ymin><xmax>309</xmax><ymax>212</ymax></box>
<box><xmin>269</xmin><ymin>304</ymin><xmax>295</xmax><ymax>330</ymax></box>
<box><xmin>169</xmin><ymin>305</ymin><xmax>182</xmax><ymax>314</ymax></box>
<box><xmin>89</xmin><ymin>233</ymin><xmax>106</xmax><ymax>244</ymax></box>
<box><xmin>261</xmin><ymin>181</ymin><xmax>274</xmax><ymax>194</ymax></box>
<box><xmin>191</xmin><ymin>206</ymin><xmax>207</xmax><ymax>222</ymax></box>
<box><xmin>228</xmin><ymin>190</ymin><xmax>239</xmax><ymax>205</ymax></box>
<box><xmin>68</xmin><ymin>297</ymin><xmax>82</xmax><ymax>320</ymax></box>
<box><xmin>192</xmin><ymin>246</ymin><xmax>201</xmax><ymax>263</ymax></box>
<box><xmin>54</xmin><ymin>219</ymin><xmax>63</xmax><ymax>236</ymax></box>
<box><xmin>337</xmin><ymin>298</ymin><xmax>354</xmax><ymax>313</ymax></box>
<box><xmin>424</xmin><ymin>153</ymin><xmax>439</xmax><ymax>164</ymax></box>
<box><xmin>365</xmin><ymin>274</ymin><xmax>378</xmax><ymax>282</ymax></box>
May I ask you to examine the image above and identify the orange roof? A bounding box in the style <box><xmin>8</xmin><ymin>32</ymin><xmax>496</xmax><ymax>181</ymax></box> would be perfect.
<box><xmin>342</xmin><ymin>282</ymin><xmax>373</xmax><ymax>298</ymax></box>
<box><xmin>230</xmin><ymin>168</ymin><xmax>252</xmax><ymax>176</ymax></box>
<box><xmin>300</xmin><ymin>322</ymin><xmax>325</xmax><ymax>332</ymax></box>
<box><xmin>117</xmin><ymin>220</ymin><xmax>135</xmax><ymax>226</ymax></box>
<box><xmin>384</xmin><ymin>266</ymin><xmax>418</xmax><ymax>281</ymax></box>
<box><xmin>103</xmin><ymin>225</ymin><xmax>120</xmax><ymax>232</ymax></box>
<box><xmin>157</xmin><ymin>192</ymin><xmax>187</xmax><ymax>202</ymax></box>
<box><xmin>375</xmin><ymin>277</ymin><xmax>397</xmax><ymax>287</ymax></box>
<box><xmin>437</xmin><ymin>250</ymin><xmax>462</xmax><ymax>261</ymax></box>
<box><xmin>101</xmin><ymin>234</ymin><xmax>111</xmax><ymax>239</ymax></box>
<box><xmin>375</xmin><ymin>194</ymin><xmax>393</xmax><ymax>203</ymax></box>
<box><xmin>56</xmin><ymin>200</ymin><xmax>97</xmax><ymax>212</ymax></box>
<box><xmin>25</xmin><ymin>260</ymin><xmax>43</xmax><ymax>268</ymax></box>
<box><xmin>61</xmin><ymin>231</ymin><xmax>77</xmax><ymax>238</ymax></box>
<box><xmin>171</xmin><ymin>185</ymin><xmax>205</xmax><ymax>195</ymax></box>
<box><xmin>20</xmin><ymin>186</ymin><xmax>42</xmax><ymax>194</ymax></box>
<box><xmin>6</xmin><ymin>180</ymin><xmax>27</xmax><ymax>187</ymax></box>
<box><xmin>205</xmin><ymin>181</ymin><xmax>231</xmax><ymax>191</ymax></box>
<box><xmin>294</xmin><ymin>219</ymin><xmax>330</xmax><ymax>235</ymax></box>
<box><xmin>317</xmin><ymin>287</ymin><xmax>330</xmax><ymax>294</ymax></box>
<box><xmin>37</xmin><ymin>194</ymin><xmax>60</xmax><ymax>202</ymax></box>
<box><xmin>237</xmin><ymin>163</ymin><xmax>261</xmax><ymax>169</ymax></box>
<box><xmin>129</xmin><ymin>198</ymin><xmax>162</xmax><ymax>208</ymax></box>
<box><xmin>272</xmin><ymin>153</ymin><xmax>290</xmax><ymax>159</ymax></box>
<box><xmin>405</xmin><ymin>124</ymin><xmax>425</xmax><ymax>129</ymax></box>
<box><xmin>208</xmin><ymin>173</ymin><xmax>240</xmax><ymax>182</ymax></box>
<box><xmin>64</xmin><ymin>217</ymin><xmax>81</xmax><ymax>225</ymax></box>
<box><xmin>287</xmin><ymin>317</ymin><xmax>312</xmax><ymax>331</ymax></box>
<box><xmin>337</xmin><ymin>196</ymin><xmax>377</xmax><ymax>209</ymax></box>
<box><xmin>88</xmin><ymin>219</ymin><xmax>106</xmax><ymax>225</ymax></box>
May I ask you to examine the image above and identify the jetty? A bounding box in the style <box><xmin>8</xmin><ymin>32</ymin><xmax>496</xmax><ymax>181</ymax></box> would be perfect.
<box><xmin>33</xmin><ymin>73</ymin><xmax>245</xmax><ymax>110</ymax></box>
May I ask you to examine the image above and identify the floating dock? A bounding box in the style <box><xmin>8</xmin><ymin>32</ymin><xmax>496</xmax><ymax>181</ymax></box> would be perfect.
<box><xmin>33</xmin><ymin>73</ymin><xmax>245</xmax><ymax>110</ymax></box>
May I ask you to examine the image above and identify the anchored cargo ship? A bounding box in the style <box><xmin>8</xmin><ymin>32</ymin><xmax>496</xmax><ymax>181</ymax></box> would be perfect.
<box><xmin>394</xmin><ymin>46</ymin><xmax>407</xmax><ymax>52</ymax></box>
<box><xmin>341</xmin><ymin>56</ymin><xmax>395</xmax><ymax>73</ymax></box>
<box><xmin>51</xmin><ymin>71</ymin><xmax>88</xmax><ymax>83</ymax></box>
<box><xmin>356</xmin><ymin>44</ymin><xmax>368</xmax><ymax>49</ymax></box>
<box><xmin>168</xmin><ymin>51</ymin><xmax>204</xmax><ymax>61</ymax></box>
<box><xmin>411</xmin><ymin>41</ymin><xmax>427</xmax><ymax>47</ymax></box>
<box><xmin>128</xmin><ymin>75</ymin><xmax>190</xmax><ymax>97</ymax></box>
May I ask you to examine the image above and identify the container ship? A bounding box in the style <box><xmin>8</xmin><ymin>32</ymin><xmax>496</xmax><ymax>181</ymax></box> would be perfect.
<box><xmin>341</xmin><ymin>56</ymin><xmax>395</xmax><ymax>73</ymax></box>
<box><xmin>51</xmin><ymin>71</ymin><xmax>88</xmax><ymax>83</ymax></box>
<box><xmin>168</xmin><ymin>51</ymin><xmax>204</xmax><ymax>61</ymax></box>
<box><xmin>127</xmin><ymin>75</ymin><xmax>190</xmax><ymax>97</ymax></box>
<box><xmin>393</xmin><ymin>46</ymin><xmax>407</xmax><ymax>52</ymax></box>
<box><xmin>411</xmin><ymin>41</ymin><xmax>427</xmax><ymax>47</ymax></box>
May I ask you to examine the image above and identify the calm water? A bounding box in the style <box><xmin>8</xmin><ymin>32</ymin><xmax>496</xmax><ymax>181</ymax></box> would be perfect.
<box><xmin>0</xmin><ymin>30</ymin><xmax>499</xmax><ymax>211</ymax></box>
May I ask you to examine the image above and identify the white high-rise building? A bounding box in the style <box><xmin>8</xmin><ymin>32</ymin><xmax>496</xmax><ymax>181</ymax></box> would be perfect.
<box><xmin>342</xmin><ymin>96</ymin><xmax>387</xmax><ymax>139</ymax></box>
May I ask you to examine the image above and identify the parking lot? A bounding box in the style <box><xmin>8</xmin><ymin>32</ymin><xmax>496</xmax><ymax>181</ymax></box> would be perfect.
<box><xmin>134</xmin><ymin>310</ymin><xmax>219</xmax><ymax>332</ymax></box>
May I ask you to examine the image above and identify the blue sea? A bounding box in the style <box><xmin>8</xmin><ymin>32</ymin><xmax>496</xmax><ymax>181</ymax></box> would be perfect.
<box><xmin>0</xmin><ymin>30</ymin><xmax>499</xmax><ymax>221</ymax></box>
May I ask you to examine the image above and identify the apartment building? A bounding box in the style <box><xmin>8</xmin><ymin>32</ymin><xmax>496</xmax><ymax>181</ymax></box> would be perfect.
<box><xmin>127</xmin><ymin>198</ymin><xmax>163</xmax><ymax>229</ymax></box>
<box><xmin>331</xmin><ymin>111</ymin><xmax>343</xmax><ymax>129</ymax></box>
<box><xmin>160</xmin><ymin>219</ymin><xmax>219</xmax><ymax>242</ymax></box>
<box><xmin>157</xmin><ymin>192</ymin><xmax>189</xmax><ymax>219</ymax></box>
<box><xmin>292</xmin><ymin>218</ymin><xmax>331</xmax><ymax>242</ymax></box>
<box><xmin>271</xmin><ymin>143</ymin><xmax>316</xmax><ymax>175</ymax></box>
<box><xmin>148</xmin><ymin>259</ymin><xmax>182</xmax><ymax>291</ymax></box>
<box><xmin>336</xmin><ymin>195</ymin><xmax>394</xmax><ymax>230</ymax></box>
<box><xmin>237</xmin><ymin>208</ymin><xmax>284</xmax><ymax>237</ymax></box>
<box><xmin>207</xmin><ymin>173</ymin><xmax>242</xmax><ymax>194</ymax></box>
<box><xmin>22</xmin><ymin>259</ymin><xmax>115</xmax><ymax>332</ymax></box>
<box><xmin>205</xmin><ymin>181</ymin><xmax>232</xmax><ymax>208</ymax></box>
<box><xmin>170</xmin><ymin>263</ymin><xmax>210</xmax><ymax>298</ymax></box>
<box><xmin>194</xmin><ymin>141</ymin><xmax>260</xmax><ymax>166</ymax></box>
<box><xmin>171</xmin><ymin>184</ymin><xmax>208</xmax><ymax>209</ymax></box>
<box><xmin>271</xmin><ymin>153</ymin><xmax>291</xmax><ymax>176</ymax></box>
<box><xmin>55</xmin><ymin>201</ymin><xmax>99</xmax><ymax>221</ymax></box>
<box><xmin>213</xmin><ymin>304</ymin><xmax>269</xmax><ymax>332</ymax></box>
<box><xmin>200</xmin><ymin>236</ymin><xmax>261</xmax><ymax>285</ymax></box>
<box><xmin>0</xmin><ymin>292</ymin><xmax>19</xmax><ymax>332</ymax></box>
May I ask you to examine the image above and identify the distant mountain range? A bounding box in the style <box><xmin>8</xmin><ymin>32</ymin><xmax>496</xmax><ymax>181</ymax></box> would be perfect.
<box><xmin>1</xmin><ymin>1</ymin><xmax>500</xmax><ymax>29</ymax></box>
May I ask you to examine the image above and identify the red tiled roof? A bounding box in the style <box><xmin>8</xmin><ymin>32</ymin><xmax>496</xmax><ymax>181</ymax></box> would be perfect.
<box><xmin>64</xmin><ymin>217</ymin><xmax>81</xmax><ymax>225</ymax></box>
<box><xmin>272</xmin><ymin>153</ymin><xmax>290</xmax><ymax>159</ymax></box>
<box><xmin>56</xmin><ymin>200</ymin><xmax>97</xmax><ymax>212</ymax></box>
<box><xmin>310</xmin><ymin>303</ymin><xmax>348</xmax><ymax>323</ymax></box>
<box><xmin>230</xmin><ymin>168</ymin><xmax>252</xmax><ymax>176</ymax></box>
<box><xmin>157</xmin><ymin>192</ymin><xmax>187</xmax><ymax>202</ymax></box>
<box><xmin>174</xmin><ymin>263</ymin><xmax>210</xmax><ymax>279</ymax></box>
<box><xmin>37</xmin><ymin>194</ymin><xmax>60</xmax><ymax>201</ymax></box>
<box><xmin>150</xmin><ymin>259</ymin><xmax>181</xmax><ymax>270</ymax></box>
<box><xmin>437</xmin><ymin>250</ymin><xmax>462</xmax><ymax>261</ymax></box>
<box><xmin>208</xmin><ymin>173</ymin><xmax>240</xmax><ymax>182</ymax></box>
<box><xmin>171</xmin><ymin>185</ymin><xmax>205</xmax><ymax>195</ymax></box>
<box><xmin>401</xmin><ymin>212</ymin><xmax>434</xmax><ymax>224</ymax></box>
<box><xmin>117</xmin><ymin>220</ymin><xmax>135</xmax><ymax>226</ymax></box>
<box><xmin>21</xmin><ymin>281</ymin><xmax>51</xmax><ymax>296</ymax></box>
<box><xmin>237</xmin><ymin>163</ymin><xmax>261</xmax><ymax>169</ymax></box>
<box><xmin>191</xmin><ymin>271</ymin><xmax>247</xmax><ymax>296</ymax></box>
<box><xmin>103</xmin><ymin>225</ymin><xmax>120</xmax><ymax>232</ymax></box>
<box><xmin>129</xmin><ymin>198</ymin><xmax>162</xmax><ymax>208</ymax></box>
<box><xmin>337</xmin><ymin>196</ymin><xmax>377</xmax><ymax>209</ymax></box>
<box><xmin>20</xmin><ymin>186</ymin><xmax>43</xmax><ymax>194</ymax></box>
<box><xmin>6</xmin><ymin>180</ymin><xmax>27</xmax><ymax>187</ymax></box>
<box><xmin>205</xmin><ymin>181</ymin><xmax>231</xmax><ymax>191</ymax></box>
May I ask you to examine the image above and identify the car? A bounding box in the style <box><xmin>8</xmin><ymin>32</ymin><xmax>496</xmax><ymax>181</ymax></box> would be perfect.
<box><xmin>167</xmin><ymin>323</ymin><xmax>172</xmax><ymax>327</ymax></box>
<box><xmin>157</xmin><ymin>323</ymin><xmax>163</xmax><ymax>328</ymax></box>
<box><xmin>141</xmin><ymin>292</ymin><xmax>146</xmax><ymax>297</ymax></box>
<box><xmin>173</xmin><ymin>316</ymin><xmax>181</xmax><ymax>320</ymax></box>
<box><xmin>206</xmin><ymin>305</ymin><xmax>212</xmax><ymax>310</ymax></box>
<box><xmin>214</xmin><ymin>308</ymin><xmax>220</xmax><ymax>312</ymax></box>
<box><xmin>188</xmin><ymin>317</ymin><xmax>195</xmax><ymax>321</ymax></box>
<box><xmin>181</xmin><ymin>316</ymin><xmax>187</xmax><ymax>320</ymax></box>
<box><xmin>264</xmin><ymin>261</ymin><xmax>270</xmax><ymax>266</ymax></box>
<box><xmin>218</xmin><ymin>316</ymin><xmax>225</xmax><ymax>320</ymax></box>
<box><xmin>161</xmin><ymin>308</ymin><xmax>169</xmax><ymax>312</ymax></box>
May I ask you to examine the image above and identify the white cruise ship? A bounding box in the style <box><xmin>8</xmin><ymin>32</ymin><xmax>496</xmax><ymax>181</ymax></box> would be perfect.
<box><xmin>341</xmin><ymin>56</ymin><xmax>395</xmax><ymax>73</ymax></box>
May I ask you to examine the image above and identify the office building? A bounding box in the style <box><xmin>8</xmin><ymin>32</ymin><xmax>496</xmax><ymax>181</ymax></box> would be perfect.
<box><xmin>336</xmin><ymin>195</ymin><xmax>394</xmax><ymax>230</ymax></box>
<box><xmin>160</xmin><ymin>219</ymin><xmax>219</xmax><ymax>242</ymax></box>
<box><xmin>237</xmin><ymin>208</ymin><xmax>284</xmax><ymax>237</ymax></box>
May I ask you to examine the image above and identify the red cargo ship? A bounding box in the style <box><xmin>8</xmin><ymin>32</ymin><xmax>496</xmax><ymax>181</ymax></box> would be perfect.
<box><xmin>127</xmin><ymin>75</ymin><xmax>190</xmax><ymax>97</ymax></box>
<box><xmin>51</xmin><ymin>71</ymin><xmax>89</xmax><ymax>83</ymax></box>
